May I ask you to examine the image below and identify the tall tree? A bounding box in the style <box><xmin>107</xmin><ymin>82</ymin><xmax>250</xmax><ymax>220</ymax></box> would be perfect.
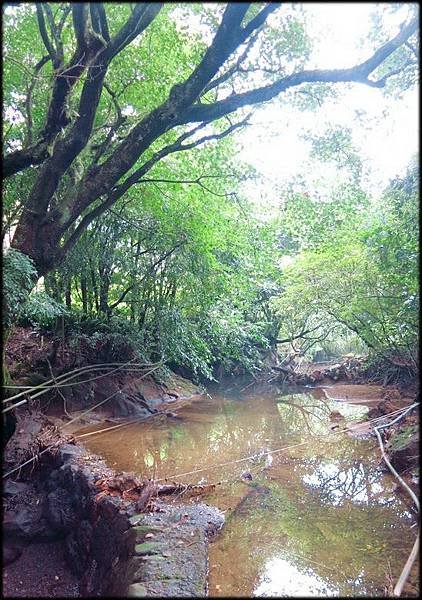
<box><xmin>3</xmin><ymin>2</ymin><xmax>418</xmax><ymax>292</ymax></box>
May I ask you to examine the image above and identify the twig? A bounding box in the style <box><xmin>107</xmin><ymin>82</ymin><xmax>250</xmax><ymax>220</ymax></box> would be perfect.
<box><xmin>373</xmin><ymin>404</ymin><xmax>419</xmax><ymax>596</ymax></box>
<box><xmin>47</xmin><ymin>358</ymin><xmax>72</xmax><ymax>419</ymax></box>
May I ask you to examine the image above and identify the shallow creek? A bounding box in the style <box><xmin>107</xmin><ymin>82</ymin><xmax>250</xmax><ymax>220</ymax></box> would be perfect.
<box><xmin>78</xmin><ymin>382</ymin><xmax>418</xmax><ymax>596</ymax></box>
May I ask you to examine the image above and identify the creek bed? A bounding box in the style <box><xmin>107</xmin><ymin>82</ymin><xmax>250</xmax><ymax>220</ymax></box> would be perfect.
<box><xmin>77</xmin><ymin>382</ymin><xmax>419</xmax><ymax>597</ymax></box>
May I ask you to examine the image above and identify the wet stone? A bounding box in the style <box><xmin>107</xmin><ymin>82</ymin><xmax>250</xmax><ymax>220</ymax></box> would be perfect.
<box><xmin>141</xmin><ymin>579</ymin><xmax>205</xmax><ymax>597</ymax></box>
<box><xmin>46</xmin><ymin>488</ymin><xmax>79</xmax><ymax>533</ymax></box>
<box><xmin>128</xmin><ymin>582</ymin><xmax>148</xmax><ymax>597</ymax></box>
<box><xmin>58</xmin><ymin>443</ymin><xmax>85</xmax><ymax>463</ymax></box>
<box><xmin>132</xmin><ymin>524</ymin><xmax>164</xmax><ymax>542</ymax></box>
<box><xmin>135</xmin><ymin>541</ymin><xmax>164</xmax><ymax>556</ymax></box>
<box><xmin>3</xmin><ymin>503</ymin><xmax>49</xmax><ymax>540</ymax></box>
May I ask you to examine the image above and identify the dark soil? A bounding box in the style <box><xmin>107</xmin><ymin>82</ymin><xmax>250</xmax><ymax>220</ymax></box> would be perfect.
<box><xmin>3</xmin><ymin>541</ymin><xmax>79</xmax><ymax>597</ymax></box>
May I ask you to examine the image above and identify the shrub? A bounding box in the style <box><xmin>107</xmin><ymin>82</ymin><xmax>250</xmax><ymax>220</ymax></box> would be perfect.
<box><xmin>18</xmin><ymin>292</ymin><xmax>68</xmax><ymax>330</ymax></box>
<box><xmin>3</xmin><ymin>248</ymin><xmax>37</xmax><ymax>329</ymax></box>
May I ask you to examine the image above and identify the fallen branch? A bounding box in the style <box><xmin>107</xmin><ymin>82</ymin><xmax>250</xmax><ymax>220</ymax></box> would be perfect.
<box><xmin>156</xmin><ymin>482</ymin><xmax>214</xmax><ymax>495</ymax></box>
<box><xmin>373</xmin><ymin>403</ymin><xmax>419</xmax><ymax>596</ymax></box>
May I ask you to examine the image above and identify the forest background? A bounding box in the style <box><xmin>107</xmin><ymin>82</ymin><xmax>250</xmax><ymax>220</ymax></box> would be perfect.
<box><xmin>2</xmin><ymin>2</ymin><xmax>419</xmax><ymax>383</ymax></box>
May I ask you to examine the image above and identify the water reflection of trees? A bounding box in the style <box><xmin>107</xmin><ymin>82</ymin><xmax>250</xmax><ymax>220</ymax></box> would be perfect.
<box><xmin>211</xmin><ymin>470</ymin><xmax>417</xmax><ymax>597</ymax></box>
<box><xmin>301</xmin><ymin>458</ymin><xmax>393</xmax><ymax>507</ymax></box>
<box><xmin>276</xmin><ymin>391</ymin><xmax>368</xmax><ymax>438</ymax></box>
<box><xmin>276</xmin><ymin>393</ymin><xmax>335</xmax><ymax>436</ymax></box>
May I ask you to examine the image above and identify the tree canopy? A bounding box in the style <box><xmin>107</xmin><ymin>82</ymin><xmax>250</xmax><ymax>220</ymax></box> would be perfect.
<box><xmin>3</xmin><ymin>3</ymin><xmax>417</xmax><ymax>270</ymax></box>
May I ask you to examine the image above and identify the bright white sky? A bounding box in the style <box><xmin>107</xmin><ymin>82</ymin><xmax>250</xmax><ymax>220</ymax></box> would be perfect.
<box><xmin>238</xmin><ymin>3</ymin><xmax>419</xmax><ymax>212</ymax></box>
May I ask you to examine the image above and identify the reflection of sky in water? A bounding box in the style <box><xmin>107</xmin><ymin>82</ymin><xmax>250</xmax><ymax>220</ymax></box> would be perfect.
<box><xmin>302</xmin><ymin>462</ymin><xmax>390</xmax><ymax>506</ymax></box>
<box><xmin>254</xmin><ymin>557</ymin><xmax>339</xmax><ymax>597</ymax></box>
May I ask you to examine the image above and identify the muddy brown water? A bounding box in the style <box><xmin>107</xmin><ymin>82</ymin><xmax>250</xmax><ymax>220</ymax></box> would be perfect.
<box><xmin>77</xmin><ymin>382</ymin><xmax>419</xmax><ymax>597</ymax></box>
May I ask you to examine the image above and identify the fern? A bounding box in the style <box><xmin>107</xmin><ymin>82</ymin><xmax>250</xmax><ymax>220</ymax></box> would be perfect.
<box><xmin>19</xmin><ymin>292</ymin><xmax>67</xmax><ymax>329</ymax></box>
<box><xmin>2</xmin><ymin>248</ymin><xmax>37</xmax><ymax>328</ymax></box>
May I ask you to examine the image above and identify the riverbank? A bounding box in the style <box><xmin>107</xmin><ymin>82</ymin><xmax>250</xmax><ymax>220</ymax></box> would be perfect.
<box><xmin>3</xmin><ymin>326</ymin><xmax>220</xmax><ymax>597</ymax></box>
<box><xmin>3</xmin><ymin>425</ymin><xmax>224</xmax><ymax>597</ymax></box>
<box><xmin>3</xmin><ymin>327</ymin><xmax>419</xmax><ymax>596</ymax></box>
<box><xmin>3</xmin><ymin>379</ymin><xmax>418</xmax><ymax>597</ymax></box>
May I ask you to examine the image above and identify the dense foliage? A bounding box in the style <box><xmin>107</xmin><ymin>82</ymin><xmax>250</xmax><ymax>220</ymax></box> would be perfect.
<box><xmin>274</xmin><ymin>160</ymin><xmax>419</xmax><ymax>373</ymax></box>
<box><xmin>2</xmin><ymin>3</ymin><xmax>418</xmax><ymax>380</ymax></box>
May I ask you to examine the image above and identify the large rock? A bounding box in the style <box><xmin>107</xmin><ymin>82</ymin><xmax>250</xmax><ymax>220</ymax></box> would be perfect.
<box><xmin>4</xmin><ymin>490</ymin><xmax>58</xmax><ymax>542</ymax></box>
<box><xmin>47</xmin><ymin>488</ymin><xmax>80</xmax><ymax>533</ymax></box>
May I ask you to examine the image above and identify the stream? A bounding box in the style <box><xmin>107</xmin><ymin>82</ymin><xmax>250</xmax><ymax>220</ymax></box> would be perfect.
<box><xmin>78</xmin><ymin>382</ymin><xmax>418</xmax><ymax>596</ymax></box>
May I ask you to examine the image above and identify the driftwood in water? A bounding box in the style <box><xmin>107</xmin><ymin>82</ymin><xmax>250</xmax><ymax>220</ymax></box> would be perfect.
<box><xmin>94</xmin><ymin>474</ymin><xmax>216</xmax><ymax>508</ymax></box>
<box><xmin>157</xmin><ymin>482</ymin><xmax>216</xmax><ymax>496</ymax></box>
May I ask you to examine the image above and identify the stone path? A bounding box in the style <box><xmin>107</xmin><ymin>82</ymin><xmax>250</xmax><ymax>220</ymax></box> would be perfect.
<box><xmin>126</xmin><ymin>502</ymin><xmax>224</xmax><ymax>597</ymax></box>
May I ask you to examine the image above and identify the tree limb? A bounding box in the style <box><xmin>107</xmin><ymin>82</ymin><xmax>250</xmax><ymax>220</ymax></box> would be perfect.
<box><xmin>179</xmin><ymin>16</ymin><xmax>418</xmax><ymax>124</ymax></box>
<box><xmin>56</xmin><ymin>9</ymin><xmax>416</xmax><ymax>241</ymax></box>
<box><xmin>24</xmin><ymin>55</ymin><xmax>50</xmax><ymax>147</ymax></box>
<box><xmin>201</xmin><ymin>30</ymin><xmax>260</xmax><ymax>96</ymax></box>
<box><xmin>275</xmin><ymin>324</ymin><xmax>322</xmax><ymax>344</ymax></box>
<box><xmin>36</xmin><ymin>3</ymin><xmax>58</xmax><ymax>67</ymax></box>
<box><xmin>43</xmin><ymin>3</ymin><xmax>63</xmax><ymax>63</ymax></box>
<box><xmin>106</xmin><ymin>3</ymin><xmax>163</xmax><ymax>60</ymax></box>
<box><xmin>59</xmin><ymin>116</ymin><xmax>247</xmax><ymax>257</ymax></box>
<box><xmin>96</xmin><ymin>3</ymin><xmax>111</xmax><ymax>43</ymax></box>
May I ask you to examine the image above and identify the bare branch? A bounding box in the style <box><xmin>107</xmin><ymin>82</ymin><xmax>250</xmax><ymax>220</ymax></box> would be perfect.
<box><xmin>96</xmin><ymin>3</ymin><xmax>111</xmax><ymax>43</ymax></box>
<box><xmin>134</xmin><ymin>174</ymin><xmax>240</xmax><ymax>199</ymax></box>
<box><xmin>201</xmin><ymin>30</ymin><xmax>260</xmax><ymax>96</ymax></box>
<box><xmin>108</xmin><ymin>285</ymin><xmax>135</xmax><ymax>310</ymax></box>
<box><xmin>276</xmin><ymin>324</ymin><xmax>322</xmax><ymax>345</ymax></box>
<box><xmin>241</xmin><ymin>3</ymin><xmax>281</xmax><ymax>38</ymax></box>
<box><xmin>35</xmin><ymin>3</ymin><xmax>58</xmax><ymax>67</ymax></box>
<box><xmin>90</xmin><ymin>82</ymin><xmax>127</xmax><ymax>163</ymax></box>
<box><xmin>405</xmin><ymin>40</ymin><xmax>418</xmax><ymax>58</ymax></box>
<box><xmin>43</xmin><ymin>3</ymin><xmax>64</xmax><ymax>63</ymax></box>
<box><xmin>180</xmin><ymin>16</ymin><xmax>418</xmax><ymax>124</ymax></box>
<box><xmin>24</xmin><ymin>55</ymin><xmax>50</xmax><ymax>146</ymax></box>
<box><xmin>365</xmin><ymin>57</ymin><xmax>418</xmax><ymax>88</ymax></box>
<box><xmin>106</xmin><ymin>3</ymin><xmax>163</xmax><ymax>60</ymax></box>
<box><xmin>57</xmin><ymin>5</ymin><xmax>71</xmax><ymax>37</ymax></box>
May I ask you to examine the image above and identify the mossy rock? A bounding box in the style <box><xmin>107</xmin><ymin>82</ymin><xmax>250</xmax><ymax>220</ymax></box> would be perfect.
<box><xmin>389</xmin><ymin>424</ymin><xmax>418</xmax><ymax>451</ymax></box>
<box><xmin>134</xmin><ymin>541</ymin><xmax>164</xmax><ymax>556</ymax></box>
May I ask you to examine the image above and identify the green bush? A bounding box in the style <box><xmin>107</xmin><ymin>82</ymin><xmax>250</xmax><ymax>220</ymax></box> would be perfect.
<box><xmin>61</xmin><ymin>313</ymin><xmax>150</xmax><ymax>363</ymax></box>
<box><xmin>3</xmin><ymin>248</ymin><xmax>37</xmax><ymax>329</ymax></box>
<box><xmin>18</xmin><ymin>291</ymin><xmax>68</xmax><ymax>330</ymax></box>
<box><xmin>146</xmin><ymin>305</ymin><xmax>270</xmax><ymax>381</ymax></box>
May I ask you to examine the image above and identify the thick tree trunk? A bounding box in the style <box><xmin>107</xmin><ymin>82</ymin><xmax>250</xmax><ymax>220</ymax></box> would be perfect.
<box><xmin>12</xmin><ymin>216</ymin><xmax>64</xmax><ymax>277</ymax></box>
<box><xmin>65</xmin><ymin>279</ymin><xmax>72</xmax><ymax>309</ymax></box>
<box><xmin>81</xmin><ymin>273</ymin><xmax>88</xmax><ymax>314</ymax></box>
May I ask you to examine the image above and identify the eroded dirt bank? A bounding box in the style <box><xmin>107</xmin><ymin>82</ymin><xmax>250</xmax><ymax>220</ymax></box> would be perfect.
<box><xmin>3</xmin><ymin>326</ymin><xmax>223</xmax><ymax>597</ymax></box>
